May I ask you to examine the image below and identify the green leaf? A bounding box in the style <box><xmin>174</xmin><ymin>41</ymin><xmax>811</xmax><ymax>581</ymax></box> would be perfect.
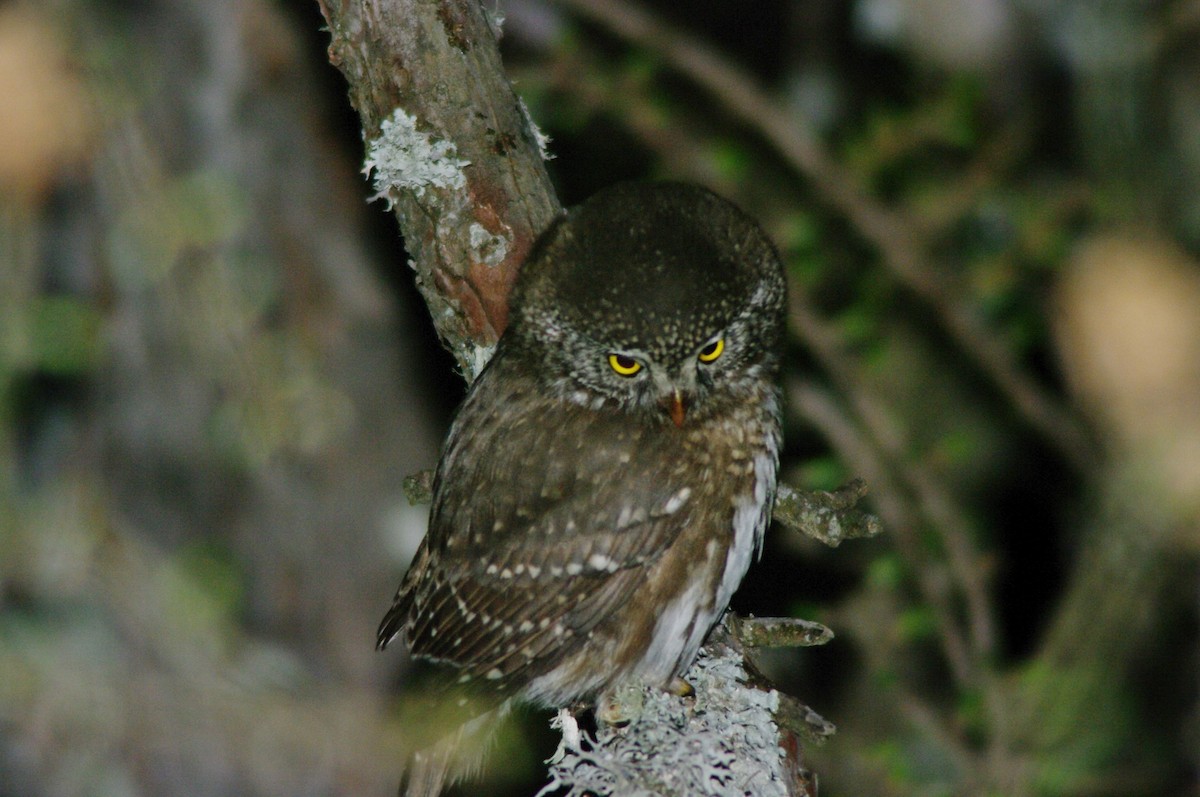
<box><xmin>30</xmin><ymin>297</ymin><xmax>102</xmax><ymax>375</ymax></box>
<box><xmin>866</xmin><ymin>553</ymin><xmax>905</xmax><ymax>590</ymax></box>
<box><xmin>705</xmin><ymin>139</ymin><xmax>750</xmax><ymax>181</ymax></box>
<box><xmin>897</xmin><ymin>606</ymin><xmax>938</xmax><ymax>641</ymax></box>
<box><xmin>795</xmin><ymin>456</ymin><xmax>847</xmax><ymax>491</ymax></box>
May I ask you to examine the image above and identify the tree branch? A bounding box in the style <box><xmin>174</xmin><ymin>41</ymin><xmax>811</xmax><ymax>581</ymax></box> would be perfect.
<box><xmin>317</xmin><ymin>0</ymin><xmax>560</xmax><ymax>380</ymax></box>
<box><xmin>773</xmin><ymin>480</ymin><xmax>883</xmax><ymax>548</ymax></box>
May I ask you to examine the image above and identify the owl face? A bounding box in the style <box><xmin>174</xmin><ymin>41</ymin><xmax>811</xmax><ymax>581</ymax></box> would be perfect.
<box><xmin>507</xmin><ymin>182</ymin><xmax>786</xmax><ymax>426</ymax></box>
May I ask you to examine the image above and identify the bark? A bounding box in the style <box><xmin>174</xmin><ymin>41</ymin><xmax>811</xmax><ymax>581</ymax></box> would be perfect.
<box><xmin>317</xmin><ymin>0</ymin><xmax>560</xmax><ymax>380</ymax></box>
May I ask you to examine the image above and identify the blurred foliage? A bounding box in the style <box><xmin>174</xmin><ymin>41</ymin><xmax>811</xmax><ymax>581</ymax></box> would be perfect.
<box><xmin>1</xmin><ymin>0</ymin><xmax>1198</xmax><ymax>796</ymax></box>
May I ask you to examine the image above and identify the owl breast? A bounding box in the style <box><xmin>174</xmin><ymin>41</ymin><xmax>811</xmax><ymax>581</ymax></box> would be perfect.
<box><xmin>630</xmin><ymin>440</ymin><xmax>776</xmax><ymax>684</ymax></box>
<box><xmin>523</xmin><ymin>388</ymin><xmax>781</xmax><ymax>706</ymax></box>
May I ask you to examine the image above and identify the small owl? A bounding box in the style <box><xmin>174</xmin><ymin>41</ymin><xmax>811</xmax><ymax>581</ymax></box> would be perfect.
<box><xmin>379</xmin><ymin>181</ymin><xmax>786</xmax><ymax>792</ymax></box>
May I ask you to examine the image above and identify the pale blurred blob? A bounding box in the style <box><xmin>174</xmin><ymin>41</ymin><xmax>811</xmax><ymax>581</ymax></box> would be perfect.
<box><xmin>856</xmin><ymin>0</ymin><xmax>1017</xmax><ymax>72</ymax></box>
<box><xmin>0</xmin><ymin>8</ymin><xmax>94</xmax><ymax>198</ymax></box>
<box><xmin>1055</xmin><ymin>234</ymin><xmax>1200</xmax><ymax>537</ymax></box>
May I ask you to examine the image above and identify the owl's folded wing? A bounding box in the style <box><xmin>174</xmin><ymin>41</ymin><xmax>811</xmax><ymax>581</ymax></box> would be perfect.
<box><xmin>398</xmin><ymin>402</ymin><xmax>702</xmax><ymax>687</ymax></box>
<box><xmin>404</xmin><ymin>483</ymin><xmax>697</xmax><ymax>678</ymax></box>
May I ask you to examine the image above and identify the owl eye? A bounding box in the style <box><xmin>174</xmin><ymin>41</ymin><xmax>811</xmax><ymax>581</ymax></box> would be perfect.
<box><xmin>608</xmin><ymin>353</ymin><xmax>643</xmax><ymax>377</ymax></box>
<box><xmin>697</xmin><ymin>338</ymin><xmax>724</xmax><ymax>363</ymax></box>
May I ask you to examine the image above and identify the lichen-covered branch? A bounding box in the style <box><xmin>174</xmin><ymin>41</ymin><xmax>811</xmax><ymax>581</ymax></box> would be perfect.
<box><xmin>728</xmin><ymin>615</ymin><xmax>834</xmax><ymax>649</ymax></box>
<box><xmin>316</xmin><ymin>0</ymin><xmax>560</xmax><ymax>379</ymax></box>
<box><xmin>773</xmin><ymin>480</ymin><xmax>883</xmax><ymax>547</ymax></box>
<box><xmin>538</xmin><ymin>644</ymin><xmax>827</xmax><ymax>797</ymax></box>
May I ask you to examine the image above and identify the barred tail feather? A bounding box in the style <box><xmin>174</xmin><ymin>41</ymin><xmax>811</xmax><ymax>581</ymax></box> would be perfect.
<box><xmin>401</xmin><ymin>745</ymin><xmax>452</xmax><ymax>797</ymax></box>
<box><xmin>400</xmin><ymin>704</ymin><xmax>508</xmax><ymax>797</ymax></box>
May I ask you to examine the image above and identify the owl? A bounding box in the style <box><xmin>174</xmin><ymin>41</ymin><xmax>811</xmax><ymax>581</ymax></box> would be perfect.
<box><xmin>378</xmin><ymin>181</ymin><xmax>787</xmax><ymax>793</ymax></box>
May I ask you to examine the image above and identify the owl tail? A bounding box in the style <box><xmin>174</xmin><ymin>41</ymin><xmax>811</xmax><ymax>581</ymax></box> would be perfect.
<box><xmin>400</xmin><ymin>702</ymin><xmax>509</xmax><ymax>797</ymax></box>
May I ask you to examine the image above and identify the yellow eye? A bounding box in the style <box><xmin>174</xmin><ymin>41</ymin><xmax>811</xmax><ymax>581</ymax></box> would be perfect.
<box><xmin>698</xmin><ymin>338</ymin><xmax>724</xmax><ymax>363</ymax></box>
<box><xmin>608</xmin><ymin>353</ymin><xmax>643</xmax><ymax>376</ymax></box>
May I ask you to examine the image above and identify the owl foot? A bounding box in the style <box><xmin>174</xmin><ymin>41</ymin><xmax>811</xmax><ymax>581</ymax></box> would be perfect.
<box><xmin>596</xmin><ymin>680</ymin><xmax>647</xmax><ymax>727</ymax></box>
<box><xmin>666</xmin><ymin>676</ymin><xmax>695</xmax><ymax>698</ymax></box>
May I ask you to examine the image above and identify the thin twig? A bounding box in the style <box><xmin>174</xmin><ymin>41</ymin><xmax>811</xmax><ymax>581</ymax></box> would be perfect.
<box><xmin>729</xmin><ymin>615</ymin><xmax>835</xmax><ymax>649</ymax></box>
<box><xmin>773</xmin><ymin>480</ymin><xmax>883</xmax><ymax>548</ymax></box>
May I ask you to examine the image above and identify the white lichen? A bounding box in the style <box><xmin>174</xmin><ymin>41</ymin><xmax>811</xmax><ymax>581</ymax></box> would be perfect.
<box><xmin>537</xmin><ymin>646</ymin><xmax>789</xmax><ymax>797</ymax></box>
<box><xmin>469</xmin><ymin>222</ymin><xmax>510</xmax><ymax>268</ymax></box>
<box><xmin>519</xmin><ymin>98</ymin><xmax>555</xmax><ymax>161</ymax></box>
<box><xmin>466</xmin><ymin>343</ymin><xmax>497</xmax><ymax>383</ymax></box>
<box><xmin>488</xmin><ymin>3</ymin><xmax>506</xmax><ymax>33</ymax></box>
<box><xmin>363</xmin><ymin>108</ymin><xmax>470</xmax><ymax>208</ymax></box>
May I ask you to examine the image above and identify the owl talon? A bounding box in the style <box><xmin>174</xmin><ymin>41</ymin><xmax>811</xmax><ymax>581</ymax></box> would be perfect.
<box><xmin>548</xmin><ymin>707</ymin><xmax>582</xmax><ymax>764</ymax></box>
<box><xmin>596</xmin><ymin>695</ymin><xmax>635</xmax><ymax>727</ymax></box>
<box><xmin>667</xmin><ymin>676</ymin><xmax>696</xmax><ymax>698</ymax></box>
<box><xmin>596</xmin><ymin>681</ymin><xmax>646</xmax><ymax>727</ymax></box>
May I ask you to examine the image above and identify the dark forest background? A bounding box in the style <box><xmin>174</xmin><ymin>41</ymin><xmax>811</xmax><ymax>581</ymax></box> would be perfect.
<box><xmin>1</xmin><ymin>1</ymin><xmax>1198</xmax><ymax>795</ymax></box>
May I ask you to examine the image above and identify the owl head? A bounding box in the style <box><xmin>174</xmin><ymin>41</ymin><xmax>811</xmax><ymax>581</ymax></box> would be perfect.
<box><xmin>506</xmin><ymin>182</ymin><xmax>787</xmax><ymax>425</ymax></box>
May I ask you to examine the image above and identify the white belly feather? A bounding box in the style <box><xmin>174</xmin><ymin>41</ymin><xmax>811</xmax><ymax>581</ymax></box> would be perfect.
<box><xmin>635</xmin><ymin>445</ymin><xmax>777</xmax><ymax>683</ymax></box>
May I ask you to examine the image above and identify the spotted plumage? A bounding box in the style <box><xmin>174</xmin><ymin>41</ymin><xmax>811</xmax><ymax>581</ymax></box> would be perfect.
<box><xmin>378</xmin><ymin>182</ymin><xmax>786</xmax><ymax>792</ymax></box>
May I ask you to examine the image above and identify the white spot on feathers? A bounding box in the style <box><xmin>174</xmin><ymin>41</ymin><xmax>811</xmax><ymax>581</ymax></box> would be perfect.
<box><xmin>662</xmin><ymin>487</ymin><xmax>692</xmax><ymax>515</ymax></box>
<box><xmin>587</xmin><ymin>553</ymin><xmax>617</xmax><ymax>572</ymax></box>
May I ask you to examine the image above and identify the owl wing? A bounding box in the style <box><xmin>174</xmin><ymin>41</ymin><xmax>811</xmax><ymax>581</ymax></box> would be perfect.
<box><xmin>380</xmin><ymin>365</ymin><xmax>700</xmax><ymax>689</ymax></box>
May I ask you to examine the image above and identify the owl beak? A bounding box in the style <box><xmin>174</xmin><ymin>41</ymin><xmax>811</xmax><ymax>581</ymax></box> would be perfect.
<box><xmin>663</xmin><ymin>389</ymin><xmax>687</xmax><ymax>428</ymax></box>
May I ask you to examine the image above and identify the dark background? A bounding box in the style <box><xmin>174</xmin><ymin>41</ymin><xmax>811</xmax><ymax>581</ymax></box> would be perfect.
<box><xmin>1</xmin><ymin>1</ymin><xmax>1197</xmax><ymax>795</ymax></box>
